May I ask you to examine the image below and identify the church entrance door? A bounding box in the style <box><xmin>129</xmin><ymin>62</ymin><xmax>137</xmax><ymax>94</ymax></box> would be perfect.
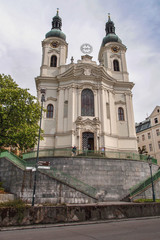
<box><xmin>82</xmin><ymin>132</ymin><xmax>94</xmax><ymax>150</ymax></box>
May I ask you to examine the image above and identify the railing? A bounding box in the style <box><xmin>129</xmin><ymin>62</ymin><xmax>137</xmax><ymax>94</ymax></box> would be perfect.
<box><xmin>0</xmin><ymin>151</ymin><xmax>26</xmax><ymax>170</ymax></box>
<box><xmin>129</xmin><ymin>169</ymin><xmax>160</xmax><ymax>198</ymax></box>
<box><xmin>22</xmin><ymin>148</ymin><xmax>157</xmax><ymax>164</ymax></box>
<box><xmin>0</xmin><ymin>150</ymin><xmax>97</xmax><ymax>200</ymax></box>
<box><xmin>39</xmin><ymin>167</ymin><xmax>97</xmax><ymax>199</ymax></box>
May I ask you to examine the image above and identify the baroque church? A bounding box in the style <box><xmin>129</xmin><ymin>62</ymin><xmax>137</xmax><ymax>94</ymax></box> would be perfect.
<box><xmin>35</xmin><ymin>10</ymin><xmax>138</xmax><ymax>153</ymax></box>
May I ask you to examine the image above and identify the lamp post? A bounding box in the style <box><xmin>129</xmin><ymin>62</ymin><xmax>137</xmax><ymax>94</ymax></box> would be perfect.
<box><xmin>148</xmin><ymin>155</ymin><xmax>156</xmax><ymax>202</ymax></box>
<box><xmin>32</xmin><ymin>89</ymin><xmax>46</xmax><ymax>206</ymax></box>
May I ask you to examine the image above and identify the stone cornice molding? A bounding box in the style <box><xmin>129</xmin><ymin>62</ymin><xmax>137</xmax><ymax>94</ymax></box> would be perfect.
<box><xmin>48</xmin><ymin>49</ymin><xmax>60</xmax><ymax>54</ymax></box>
<box><xmin>115</xmin><ymin>100</ymin><xmax>126</xmax><ymax>105</ymax></box>
<box><xmin>110</xmin><ymin>54</ymin><xmax>121</xmax><ymax>59</ymax></box>
<box><xmin>46</xmin><ymin>97</ymin><xmax>57</xmax><ymax>102</ymax></box>
<box><xmin>42</xmin><ymin>37</ymin><xmax>68</xmax><ymax>48</ymax></box>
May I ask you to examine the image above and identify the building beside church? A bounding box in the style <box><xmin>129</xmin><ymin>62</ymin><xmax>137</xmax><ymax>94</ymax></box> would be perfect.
<box><xmin>136</xmin><ymin>106</ymin><xmax>160</xmax><ymax>165</ymax></box>
<box><xmin>35</xmin><ymin>10</ymin><xmax>138</xmax><ymax>153</ymax></box>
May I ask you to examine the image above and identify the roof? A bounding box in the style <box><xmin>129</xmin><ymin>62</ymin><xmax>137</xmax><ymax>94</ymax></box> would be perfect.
<box><xmin>136</xmin><ymin>119</ymin><xmax>151</xmax><ymax>133</ymax></box>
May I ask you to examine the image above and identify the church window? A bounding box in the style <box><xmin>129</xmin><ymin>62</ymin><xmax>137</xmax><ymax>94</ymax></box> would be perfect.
<box><xmin>81</xmin><ymin>89</ymin><xmax>94</xmax><ymax>116</ymax></box>
<box><xmin>113</xmin><ymin>59</ymin><xmax>120</xmax><ymax>71</ymax></box>
<box><xmin>64</xmin><ymin>101</ymin><xmax>68</xmax><ymax>118</ymax></box>
<box><xmin>47</xmin><ymin>104</ymin><xmax>53</xmax><ymax>118</ymax></box>
<box><xmin>118</xmin><ymin>107</ymin><xmax>124</xmax><ymax>121</ymax></box>
<box><xmin>50</xmin><ymin>55</ymin><xmax>57</xmax><ymax>67</ymax></box>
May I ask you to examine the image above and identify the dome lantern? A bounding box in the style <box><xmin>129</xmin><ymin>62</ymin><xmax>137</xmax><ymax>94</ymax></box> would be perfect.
<box><xmin>45</xmin><ymin>8</ymin><xmax>66</xmax><ymax>41</ymax></box>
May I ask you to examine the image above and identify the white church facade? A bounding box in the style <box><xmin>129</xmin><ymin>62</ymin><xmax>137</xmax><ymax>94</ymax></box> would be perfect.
<box><xmin>35</xmin><ymin>10</ymin><xmax>138</xmax><ymax>153</ymax></box>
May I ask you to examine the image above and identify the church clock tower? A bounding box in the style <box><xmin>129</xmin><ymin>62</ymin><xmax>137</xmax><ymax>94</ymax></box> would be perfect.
<box><xmin>98</xmin><ymin>14</ymin><xmax>129</xmax><ymax>82</ymax></box>
<box><xmin>40</xmin><ymin>8</ymin><xmax>68</xmax><ymax>77</ymax></box>
<box><xmin>35</xmin><ymin>9</ymin><xmax>68</xmax><ymax>149</ymax></box>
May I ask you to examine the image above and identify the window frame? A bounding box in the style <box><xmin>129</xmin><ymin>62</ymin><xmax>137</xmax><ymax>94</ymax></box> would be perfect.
<box><xmin>50</xmin><ymin>55</ymin><xmax>57</xmax><ymax>67</ymax></box>
<box><xmin>47</xmin><ymin>104</ymin><xmax>54</xmax><ymax>118</ymax></box>
<box><xmin>113</xmin><ymin>59</ymin><xmax>120</xmax><ymax>71</ymax></box>
<box><xmin>81</xmin><ymin>88</ymin><xmax>94</xmax><ymax>117</ymax></box>
<box><xmin>118</xmin><ymin>107</ymin><xmax>125</xmax><ymax>121</ymax></box>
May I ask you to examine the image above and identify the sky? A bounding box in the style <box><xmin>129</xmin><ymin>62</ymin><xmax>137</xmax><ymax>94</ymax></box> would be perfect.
<box><xmin>0</xmin><ymin>0</ymin><xmax>160</xmax><ymax>123</ymax></box>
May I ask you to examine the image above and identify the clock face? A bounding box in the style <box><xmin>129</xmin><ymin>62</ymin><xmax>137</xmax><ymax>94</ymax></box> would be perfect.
<box><xmin>50</xmin><ymin>41</ymin><xmax>59</xmax><ymax>48</ymax></box>
<box><xmin>111</xmin><ymin>46</ymin><xmax>120</xmax><ymax>53</ymax></box>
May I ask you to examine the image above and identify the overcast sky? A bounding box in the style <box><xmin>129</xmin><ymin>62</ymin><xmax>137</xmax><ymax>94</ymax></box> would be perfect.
<box><xmin>0</xmin><ymin>0</ymin><xmax>159</xmax><ymax>122</ymax></box>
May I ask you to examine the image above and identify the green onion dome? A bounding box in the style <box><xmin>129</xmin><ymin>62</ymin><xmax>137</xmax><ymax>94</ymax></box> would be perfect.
<box><xmin>45</xmin><ymin>9</ymin><xmax>66</xmax><ymax>41</ymax></box>
<box><xmin>102</xmin><ymin>14</ymin><xmax>122</xmax><ymax>46</ymax></box>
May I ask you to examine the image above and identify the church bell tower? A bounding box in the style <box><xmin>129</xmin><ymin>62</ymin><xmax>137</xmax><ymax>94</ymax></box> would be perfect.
<box><xmin>98</xmin><ymin>14</ymin><xmax>129</xmax><ymax>82</ymax></box>
<box><xmin>40</xmin><ymin>9</ymin><xmax>68</xmax><ymax>77</ymax></box>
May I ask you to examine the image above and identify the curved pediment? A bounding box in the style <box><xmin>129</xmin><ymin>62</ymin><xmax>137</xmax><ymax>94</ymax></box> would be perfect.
<box><xmin>75</xmin><ymin>116</ymin><xmax>100</xmax><ymax>126</ymax></box>
<box><xmin>57</xmin><ymin>63</ymin><xmax>117</xmax><ymax>85</ymax></box>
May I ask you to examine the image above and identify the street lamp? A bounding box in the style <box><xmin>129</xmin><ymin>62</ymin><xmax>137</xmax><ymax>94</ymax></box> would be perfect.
<box><xmin>32</xmin><ymin>89</ymin><xmax>46</xmax><ymax>206</ymax></box>
<box><xmin>148</xmin><ymin>155</ymin><xmax>156</xmax><ymax>202</ymax></box>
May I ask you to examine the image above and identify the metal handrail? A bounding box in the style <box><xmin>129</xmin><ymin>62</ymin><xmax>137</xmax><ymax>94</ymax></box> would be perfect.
<box><xmin>130</xmin><ymin>170</ymin><xmax>160</xmax><ymax>198</ymax></box>
<box><xmin>0</xmin><ymin>150</ymin><xmax>26</xmax><ymax>170</ymax></box>
<box><xmin>22</xmin><ymin>148</ymin><xmax>157</xmax><ymax>164</ymax></box>
<box><xmin>39</xmin><ymin>166</ymin><xmax>97</xmax><ymax>199</ymax></box>
<box><xmin>0</xmin><ymin>150</ymin><xmax>97</xmax><ymax>200</ymax></box>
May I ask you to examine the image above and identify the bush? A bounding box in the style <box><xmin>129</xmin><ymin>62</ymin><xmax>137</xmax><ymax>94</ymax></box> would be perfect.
<box><xmin>0</xmin><ymin>199</ymin><xmax>26</xmax><ymax>208</ymax></box>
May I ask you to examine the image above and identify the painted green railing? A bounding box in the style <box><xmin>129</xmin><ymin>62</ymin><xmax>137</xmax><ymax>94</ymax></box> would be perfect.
<box><xmin>130</xmin><ymin>169</ymin><xmax>160</xmax><ymax>198</ymax></box>
<box><xmin>0</xmin><ymin>151</ymin><xmax>26</xmax><ymax>170</ymax></box>
<box><xmin>39</xmin><ymin>167</ymin><xmax>97</xmax><ymax>199</ymax></box>
<box><xmin>22</xmin><ymin>148</ymin><xmax>157</xmax><ymax>164</ymax></box>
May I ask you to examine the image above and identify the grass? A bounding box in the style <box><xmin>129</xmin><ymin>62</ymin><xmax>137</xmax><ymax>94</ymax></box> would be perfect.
<box><xmin>0</xmin><ymin>199</ymin><xmax>26</xmax><ymax>208</ymax></box>
<box><xmin>133</xmin><ymin>199</ymin><xmax>160</xmax><ymax>203</ymax></box>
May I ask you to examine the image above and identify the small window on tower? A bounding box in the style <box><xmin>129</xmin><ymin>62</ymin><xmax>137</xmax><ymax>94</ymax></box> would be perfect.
<box><xmin>47</xmin><ymin>104</ymin><xmax>53</xmax><ymax>118</ymax></box>
<box><xmin>50</xmin><ymin>55</ymin><xmax>57</xmax><ymax>67</ymax></box>
<box><xmin>113</xmin><ymin>60</ymin><xmax>120</xmax><ymax>71</ymax></box>
<box><xmin>118</xmin><ymin>107</ymin><xmax>124</xmax><ymax>121</ymax></box>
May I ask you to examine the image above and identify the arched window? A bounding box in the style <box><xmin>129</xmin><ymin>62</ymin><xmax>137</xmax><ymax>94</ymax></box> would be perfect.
<box><xmin>113</xmin><ymin>59</ymin><xmax>120</xmax><ymax>71</ymax></box>
<box><xmin>50</xmin><ymin>55</ymin><xmax>57</xmax><ymax>67</ymax></box>
<box><xmin>81</xmin><ymin>89</ymin><xmax>94</xmax><ymax>116</ymax></box>
<box><xmin>118</xmin><ymin>107</ymin><xmax>124</xmax><ymax>121</ymax></box>
<box><xmin>47</xmin><ymin>104</ymin><xmax>53</xmax><ymax>118</ymax></box>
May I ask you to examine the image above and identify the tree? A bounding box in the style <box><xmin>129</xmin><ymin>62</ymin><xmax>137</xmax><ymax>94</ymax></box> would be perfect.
<box><xmin>0</xmin><ymin>74</ymin><xmax>41</xmax><ymax>151</ymax></box>
<box><xmin>138</xmin><ymin>146</ymin><xmax>148</xmax><ymax>155</ymax></box>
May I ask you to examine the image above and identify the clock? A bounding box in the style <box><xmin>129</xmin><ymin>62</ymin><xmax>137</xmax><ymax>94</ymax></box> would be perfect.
<box><xmin>111</xmin><ymin>46</ymin><xmax>120</xmax><ymax>53</ymax></box>
<box><xmin>50</xmin><ymin>41</ymin><xmax>59</xmax><ymax>48</ymax></box>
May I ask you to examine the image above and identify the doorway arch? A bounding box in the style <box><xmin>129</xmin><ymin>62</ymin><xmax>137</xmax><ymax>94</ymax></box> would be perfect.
<box><xmin>82</xmin><ymin>132</ymin><xmax>94</xmax><ymax>150</ymax></box>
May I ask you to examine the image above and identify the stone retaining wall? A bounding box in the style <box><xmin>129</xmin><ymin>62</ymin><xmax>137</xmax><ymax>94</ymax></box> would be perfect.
<box><xmin>0</xmin><ymin>156</ymin><xmax>160</xmax><ymax>203</ymax></box>
<box><xmin>0</xmin><ymin>194</ymin><xmax>14</xmax><ymax>203</ymax></box>
<box><xmin>0</xmin><ymin>203</ymin><xmax>160</xmax><ymax>227</ymax></box>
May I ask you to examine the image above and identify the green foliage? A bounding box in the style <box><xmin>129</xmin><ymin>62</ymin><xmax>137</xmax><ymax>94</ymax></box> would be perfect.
<box><xmin>0</xmin><ymin>199</ymin><xmax>28</xmax><ymax>223</ymax></box>
<box><xmin>133</xmin><ymin>199</ymin><xmax>160</xmax><ymax>203</ymax></box>
<box><xmin>138</xmin><ymin>146</ymin><xmax>148</xmax><ymax>155</ymax></box>
<box><xmin>0</xmin><ymin>74</ymin><xmax>41</xmax><ymax>151</ymax></box>
<box><xmin>0</xmin><ymin>199</ymin><xmax>26</xmax><ymax>208</ymax></box>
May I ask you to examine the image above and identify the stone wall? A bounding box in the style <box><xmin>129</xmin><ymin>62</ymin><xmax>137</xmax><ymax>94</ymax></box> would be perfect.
<box><xmin>0</xmin><ymin>157</ymin><xmax>95</xmax><ymax>204</ymax></box>
<box><xmin>0</xmin><ymin>156</ymin><xmax>159</xmax><ymax>203</ymax></box>
<box><xmin>26</xmin><ymin>157</ymin><xmax>159</xmax><ymax>201</ymax></box>
<box><xmin>1</xmin><ymin>203</ymin><xmax>160</xmax><ymax>227</ymax></box>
